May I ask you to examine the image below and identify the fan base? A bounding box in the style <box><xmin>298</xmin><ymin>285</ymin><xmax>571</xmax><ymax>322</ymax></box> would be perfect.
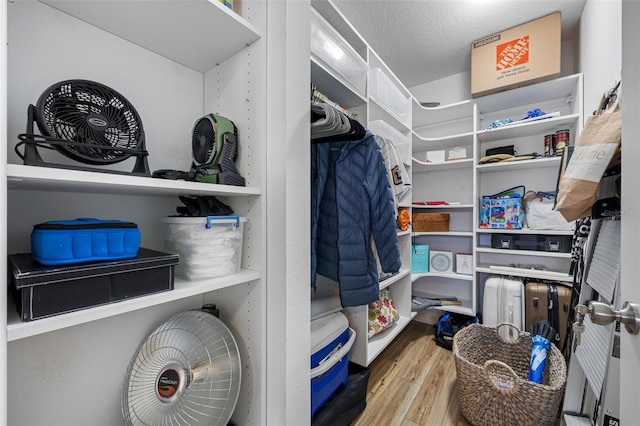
<box><xmin>24</xmin><ymin>154</ymin><xmax>151</xmax><ymax>177</ymax></box>
<box><xmin>199</xmin><ymin>174</ymin><xmax>220</xmax><ymax>184</ymax></box>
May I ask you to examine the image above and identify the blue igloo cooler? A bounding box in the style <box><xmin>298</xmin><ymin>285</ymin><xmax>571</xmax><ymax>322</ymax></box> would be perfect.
<box><xmin>310</xmin><ymin>311</ymin><xmax>355</xmax><ymax>416</ymax></box>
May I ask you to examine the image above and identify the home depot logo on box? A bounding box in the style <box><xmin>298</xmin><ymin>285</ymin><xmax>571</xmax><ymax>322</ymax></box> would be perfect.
<box><xmin>496</xmin><ymin>36</ymin><xmax>529</xmax><ymax>71</ymax></box>
<box><xmin>471</xmin><ymin>12</ymin><xmax>560</xmax><ymax>98</ymax></box>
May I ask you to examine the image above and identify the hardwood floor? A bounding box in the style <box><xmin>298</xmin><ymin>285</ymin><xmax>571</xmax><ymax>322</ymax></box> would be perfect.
<box><xmin>351</xmin><ymin>320</ymin><xmax>472</xmax><ymax>426</ymax></box>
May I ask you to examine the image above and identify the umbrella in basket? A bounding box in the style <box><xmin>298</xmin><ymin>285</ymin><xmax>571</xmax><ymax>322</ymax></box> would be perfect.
<box><xmin>528</xmin><ymin>319</ymin><xmax>556</xmax><ymax>384</ymax></box>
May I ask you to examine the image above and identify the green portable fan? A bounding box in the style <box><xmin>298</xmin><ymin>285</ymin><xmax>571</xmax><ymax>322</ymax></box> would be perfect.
<box><xmin>191</xmin><ymin>113</ymin><xmax>245</xmax><ymax>186</ymax></box>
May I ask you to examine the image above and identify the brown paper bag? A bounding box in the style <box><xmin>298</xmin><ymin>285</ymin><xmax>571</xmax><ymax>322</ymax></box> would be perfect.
<box><xmin>555</xmin><ymin>103</ymin><xmax>621</xmax><ymax>221</ymax></box>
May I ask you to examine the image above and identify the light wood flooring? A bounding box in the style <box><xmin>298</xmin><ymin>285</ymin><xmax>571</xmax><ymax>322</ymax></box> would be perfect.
<box><xmin>351</xmin><ymin>320</ymin><xmax>472</xmax><ymax>426</ymax></box>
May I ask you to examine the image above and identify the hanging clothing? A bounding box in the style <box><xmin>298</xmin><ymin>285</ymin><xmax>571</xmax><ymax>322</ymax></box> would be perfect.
<box><xmin>311</xmin><ymin>130</ymin><xmax>401</xmax><ymax>307</ymax></box>
<box><xmin>375</xmin><ymin>134</ymin><xmax>412</xmax><ymax>207</ymax></box>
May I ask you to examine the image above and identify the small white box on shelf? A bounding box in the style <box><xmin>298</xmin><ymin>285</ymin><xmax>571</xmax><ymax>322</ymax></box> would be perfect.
<box><xmin>429</xmin><ymin>250</ymin><xmax>453</xmax><ymax>273</ymax></box>
<box><xmin>426</xmin><ymin>150</ymin><xmax>445</xmax><ymax>163</ymax></box>
<box><xmin>448</xmin><ymin>147</ymin><xmax>467</xmax><ymax>161</ymax></box>
<box><xmin>456</xmin><ymin>253</ymin><xmax>473</xmax><ymax>275</ymax></box>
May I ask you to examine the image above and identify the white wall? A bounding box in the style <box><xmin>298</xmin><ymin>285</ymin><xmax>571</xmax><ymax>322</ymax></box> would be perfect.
<box><xmin>0</xmin><ymin>0</ymin><xmax>6</xmax><ymax>422</ymax></box>
<box><xmin>620</xmin><ymin>0</ymin><xmax>639</xmax><ymax>422</ymax></box>
<box><xmin>410</xmin><ymin>71</ymin><xmax>470</xmax><ymax>106</ymax></box>
<box><xmin>579</xmin><ymin>0</ymin><xmax>621</xmax><ymax>117</ymax></box>
<box><xmin>266</xmin><ymin>1</ymin><xmax>311</xmax><ymax>425</ymax></box>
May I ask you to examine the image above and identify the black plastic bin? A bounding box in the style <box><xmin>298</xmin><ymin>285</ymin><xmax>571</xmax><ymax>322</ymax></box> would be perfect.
<box><xmin>312</xmin><ymin>362</ymin><xmax>370</xmax><ymax>426</ymax></box>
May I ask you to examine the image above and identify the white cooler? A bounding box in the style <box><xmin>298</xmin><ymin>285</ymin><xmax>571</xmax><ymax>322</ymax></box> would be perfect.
<box><xmin>310</xmin><ymin>311</ymin><xmax>355</xmax><ymax>416</ymax></box>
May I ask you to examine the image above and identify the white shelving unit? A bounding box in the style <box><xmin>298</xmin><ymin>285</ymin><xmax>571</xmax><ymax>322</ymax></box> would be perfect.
<box><xmin>410</xmin><ymin>98</ymin><xmax>475</xmax><ymax>316</ymax></box>
<box><xmin>2</xmin><ymin>1</ymin><xmax>277</xmax><ymax>424</ymax></box>
<box><xmin>310</xmin><ymin>0</ymin><xmax>415</xmax><ymax>367</ymax></box>
<box><xmin>409</xmin><ymin>73</ymin><xmax>583</xmax><ymax>320</ymax></box>
<box><xmin>474</xmin><ymin>74</ymin><xmax>583</xmax><ymax>317</ymax></box>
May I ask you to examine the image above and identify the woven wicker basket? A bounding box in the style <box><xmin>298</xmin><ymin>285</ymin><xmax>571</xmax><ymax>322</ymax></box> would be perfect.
<box><xmin>412</xmin><ymin>213</ymin><xmax>449</xmax><ymax>232</ymax></box>
<box><xmin>453</xmin><ymin>323</ymin><xmax>567</xmax><ymax>426</ymax></box>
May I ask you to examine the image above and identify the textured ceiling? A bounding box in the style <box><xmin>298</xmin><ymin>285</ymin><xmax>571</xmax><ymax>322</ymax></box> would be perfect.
<box><xmin>332</xmin><ymin>0</ymin><xmax>587</xmax><ymax>88</ymax></box>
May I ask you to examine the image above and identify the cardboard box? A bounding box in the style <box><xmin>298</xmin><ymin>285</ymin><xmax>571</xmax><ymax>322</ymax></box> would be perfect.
<box><xmin>470</xmin><ymin>12</ymin><xmax>561</xmax><ymax>98</ymax></box>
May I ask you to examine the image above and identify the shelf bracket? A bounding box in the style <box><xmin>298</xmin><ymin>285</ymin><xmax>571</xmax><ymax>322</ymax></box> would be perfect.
<box><xmin>565</xmin><ymin>96</ymin><xmax>573</xmax><ymax>104</ymax></box>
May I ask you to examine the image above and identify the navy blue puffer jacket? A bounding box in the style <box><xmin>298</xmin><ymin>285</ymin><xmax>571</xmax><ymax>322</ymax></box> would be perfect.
<box><xmin>311</xmin><ymin>130</ymin><xmax>401</xmax><ymax>307</ymax></box>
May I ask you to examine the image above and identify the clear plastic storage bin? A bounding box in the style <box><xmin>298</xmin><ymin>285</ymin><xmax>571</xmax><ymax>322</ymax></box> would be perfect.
<box><xmin>368</xmin><ymin>119</ymin><xmax>411</xmax><ymax>164</ymax></box>
<box><xmin>310</xmin><ymin>9</ymin><xmax>368</xmax><ymax>96</ymax></box>
<box><xmin>163</xmin><ymin>216</ymin><xmax>246</xmax><ymax>281</ymax></box>
<box><xmin>368</xmin><ymin>68</ymin><xmax>411</xmax><ymax>126</ymax></box>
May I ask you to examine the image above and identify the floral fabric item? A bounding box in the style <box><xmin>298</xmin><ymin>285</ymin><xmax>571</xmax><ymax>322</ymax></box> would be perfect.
<box><xmin>367</xmin><ymin>288</ymin><xmax>399</xmax><ymax>338</ymax></box>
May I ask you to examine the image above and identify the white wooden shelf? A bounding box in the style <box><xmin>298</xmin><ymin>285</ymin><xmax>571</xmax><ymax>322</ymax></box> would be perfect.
<box><xmin>40</xmin><ymin>0</ymin><xmax>261</xmax><ymax>73</ymax></box>
<box><xmin>476</xmin><ymin>227</ymin><xmax>574</xmax><ymax>236</ymax></box>
<box><xmin>412</xmin><ymin>272</ymin><xmax>473</xmax><ymax>282</ymax></box>
<box><xmin>476</xmin><ymin>113</ymin><xmax>580</xmax><ymax>143</ymax></box>
<box><xmin>6</xmin><ymin>164</ymin><xmax>261</xmax><ymax>197</ymax></box>
<box><xmin>429</xmin><ymin>304</ymin><xmax>475</xmax><ymax>316</ymax></box>
<box><xmin>411</xmin><ymin>289</ymin><xmax>474</xmax><ymax>316</ymax></box>
<box><xmin>475</xmin><ymin>74</ymin><xmax>582</xmax><ymax>113</ymax></box>
<box><xmin>476</xmin><ymin>247</ymin><xmax>571</xmax><ymax>258</ymax></box>
<box><xmin>476</xmin><ymin>264</ymin><xmax>572</xmax><ymax>283</ymax></box>
<box><xmin>412</xmin><ymin>231</ymin><xmax>473</xmax><ymax>237</ymax></box>
<box><xmin>380</xmin><ymin>269</ymin><xmax>410</xmax><ymax>291</ymax></box>
<box><xmin>412</xmin><ymin>157</ymin><xmax>473</xmax><ymax>172</ymax></box>
<box><xmin>412</xmin><ymin>203</ymin><xmax>474</xmax><ymax>209</ymax></box>
<box><xmin>412</xmin><ymin>99</ymin><xmax>474</xmax><ymax>128</ymax></box>
<box><xmin>366</xmin><ymin>314</ymin><xmax>413</xmax><ymax>364</ymax></box>
<box><xmin>412</xmin><ymin>131</ymin><xmax>474</xmax><ymax>152</ymax></box>
<box><xmin>476</xmin><ymin>156</ymin><xmax>562</xmax><ymax>173</ymax></box>
<box><xmin>7</xmin><ymin>268</ymin><xmax>261</xmax><ymax>342</ymax></box>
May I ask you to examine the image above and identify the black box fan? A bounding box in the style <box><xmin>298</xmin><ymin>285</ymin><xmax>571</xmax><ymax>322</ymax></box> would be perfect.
<box><xmin>16</xmin><ymin>79</ymin><xmax>150</xmax><ymax>176</ymax></box>
<box><xmin>191</xmin><ymin>113</ymin><xmax>245</xmax><ymax>186</ymax></box>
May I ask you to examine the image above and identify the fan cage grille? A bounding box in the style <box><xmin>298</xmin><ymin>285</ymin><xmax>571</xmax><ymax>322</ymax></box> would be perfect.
<box><xmin>36</xmin><ymin>80</ymin><xmax>145</xmax><ymax>165</ymax></box>
<box><xmin>192</xmin><ymin>117</ymin><xmax>216</xmax><ymax>166</ymax></box>
<box><xmin>122</xmin><ymin>310</ymin><xmax>241</xmax><ymax>426</ymax></box>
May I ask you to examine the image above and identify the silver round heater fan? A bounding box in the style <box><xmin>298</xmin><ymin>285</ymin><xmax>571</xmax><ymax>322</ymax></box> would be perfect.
<box><xmin>122</xmin><ymin>308</ymin><xmax>241</xmax><ymax>425</ymax></box>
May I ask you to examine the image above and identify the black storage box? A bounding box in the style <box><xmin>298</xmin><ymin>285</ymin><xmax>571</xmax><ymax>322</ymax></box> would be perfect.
<box><xmin>312</xmin><ymin>362</ymin><xmax>370</xmax><ymax>426</ymax></box>
<box><xmin>9</xmin><ymin>247</ymin><xmax>178</xmax><ymax>322</ymax></box>
<box><xmin>491</xmin><ymin>233</ymin><xmax>571</xmax><ymax>253</ymax></box>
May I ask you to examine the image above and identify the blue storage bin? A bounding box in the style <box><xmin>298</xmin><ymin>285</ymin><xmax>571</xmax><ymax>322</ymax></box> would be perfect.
<box><xmin>311</xmin><ymin>312</ymin><xmax>355</xmax><ymax>416</ymax></box>
<box><xmin>31</xmin><ymin>218</ymin><xmax>140</xmax><ymax>265</ymax></box>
